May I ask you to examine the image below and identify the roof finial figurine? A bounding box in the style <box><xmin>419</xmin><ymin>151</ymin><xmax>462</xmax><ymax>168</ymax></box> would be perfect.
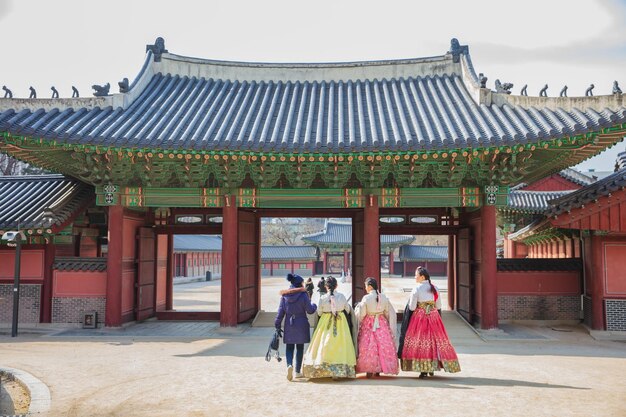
<box><xmin>585</xmin><ymin>84</ymin><xmax>594</xmax><ymax>96</ymax></box>
<box><xmin>72</xmin><ymin>86</ymin><xmax>79</xmax><ymax>98</ymax></box>
<box><xmin>478</xmin><ymin>73</ymin><xmax>488</xmax><ymax>88</ymax></box>
<box><xmin>92</xmin><ymin>83</ymin><xmax>110</xmax><ymax>97</ymax></box>
<box><xmin>29</xmin><ymin>86</ymin><xmax>37</xmax><ymax>99</ymax></box>
<box><xmin>51</xmin><ymin>86</ymin><xmax>59</xmax><ymax>99</ymax></box>
<box><xmin>613</xmin><ymin>81</ymin><xmax>622</xmax><ymax>95</ymax></box>
<box><xmin>2</xmin><ymin>85</ymin><xmax>12</xmax><ymax>98</ymax></box>
<box><xmin>118</xmin><ymin>78</ymin><xmax>130</xmax><ymax>93</ymax></box>
<box><xmin>520</xmin><ymin>84</ymin><xmax>528</xmax><ymax>96</ymax></box>
<box><xmin>449</xmin><ymin>38</ymin><xmax>468</xmax><ymax>63</ymax></box>
<box><xmin>495</xmin><ymin>79</ymin><xmax>513</xmax><ymax>94</ymax></box>
<box><xmin>146</xmin><ymin>37</ymin><xmax>168</xmax><ymax>62</ymax></box>
<box><xmin>539</xmin><ymin>84</ymin><xmax>548</xmax><ymax>97</ymax></box>
<box><xmin>559</xmin><ymin>85</ymin><xmax>568</xmax><ymax>97</ymax></box>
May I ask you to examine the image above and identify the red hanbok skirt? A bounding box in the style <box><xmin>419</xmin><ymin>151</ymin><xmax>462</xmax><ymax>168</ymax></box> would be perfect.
<box><xmin>356</xmin><ymin>315</ymin><xmax>399</xmax><ymax>375</ymax></box>
<box><xmin>400</xmin><ymin>303</ymin><xmax>461</xmax><ymax>373</ymax></box>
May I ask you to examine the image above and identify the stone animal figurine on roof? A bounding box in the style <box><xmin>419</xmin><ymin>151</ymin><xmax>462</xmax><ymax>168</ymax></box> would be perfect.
<box><xmin>92</xmin><ymin>83</ymin><xmax>110</xmax><ymax>97</ymax></box>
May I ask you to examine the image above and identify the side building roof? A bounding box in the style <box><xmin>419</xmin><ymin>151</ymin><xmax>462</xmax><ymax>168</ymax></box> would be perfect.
<box><xmin>261</xmin><ymin>246</ymin><xmax>317</xmax><ymax>261</ymax></box>
<box><xmin>302</xmin><ymin>220</ymin><xmax>414</xmax><ymax>249</ymax></box>
<box><xmin>398</xmin><ymin>245</ymin><xmax>448</xmax><ymax>261</ymax></box>
<box><xmin>0</xmin><ymin>174</ymin><xmax>93</xmax><ymax>230</ymax></box>
<box><xmin>173</xmin><ymin>235</ymin><xmax>222</xmax><ymax>252</ymax></box>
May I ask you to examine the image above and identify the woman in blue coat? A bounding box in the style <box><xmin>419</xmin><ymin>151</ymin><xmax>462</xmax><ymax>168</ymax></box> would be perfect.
<box><xmin>275</xmin><ymin>273</ymin><xmax>317</xmax><ymax>381</ymax></box>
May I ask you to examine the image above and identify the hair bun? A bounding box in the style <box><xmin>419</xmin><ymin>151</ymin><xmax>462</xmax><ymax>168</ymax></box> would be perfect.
<box><xmin>287</xmin><ymin>273</ymin><xmax>295</xmax><ymax>282</ymax></box>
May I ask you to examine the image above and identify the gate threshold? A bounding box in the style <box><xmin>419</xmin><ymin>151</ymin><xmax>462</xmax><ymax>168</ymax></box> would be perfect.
<box><xmin>156</xmin><ymin>311</ymin><xmax>220</xmax><ymax>321</ymax></box>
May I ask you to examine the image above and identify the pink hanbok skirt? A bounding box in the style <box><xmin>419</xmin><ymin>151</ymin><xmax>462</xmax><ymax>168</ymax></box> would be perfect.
<box><xmin>400</xmin><ymin>305</ymin><xmax>460</xmax><ymax>373</ymax></box>
<box><xmin>356</xmin><ymin>315</ymin><xmax>399</xmax><ymax>375</ymax></box>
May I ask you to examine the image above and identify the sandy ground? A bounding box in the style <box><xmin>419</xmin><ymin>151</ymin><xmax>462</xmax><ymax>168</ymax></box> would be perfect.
<box><xmin>1</xmin><ymin>314</ymin><xmax>625</xmax><ymax>417</ymax></box>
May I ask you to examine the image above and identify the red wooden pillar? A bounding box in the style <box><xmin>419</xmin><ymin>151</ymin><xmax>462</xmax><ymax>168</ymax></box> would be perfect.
<box><xmin>166</xmin><ymin>233</ymin><xmax>173</xmax><ymax>310</ymax></box>
<box><xmin>573</xmin><ymin>237</ymin><xmax>581</xmax><ymax>258</ymax></box>
<box><xmin>323</xmin><ymin>251</ymin><xmax>328</xmax><ymax>274</ymax></box>
<box><xmin>480</xmin><ymin>205</ymin><xmax>498</xmax><ymax>329</ymax></box>
<box><xmin>447</xmin><ymin>234</ymin><xmax>455</xmax><ymax>310</ymax></box>
<box><xmin>590</xmin><ymin>235</ymin><xmax>606</xmax><ymax>330</ymax></box>
<box><xmin>388</xmin><ymin>251</ymin><xmax>394</xmax><ymax>275</ymax></box>
<box><xmin>106</xmin><ymin>204</ymin><xmax>123</xmax><ymax>327</ymax></box>
<box><xmin>221</xmin><ymin>195</ymin><xmax>238</xmax><ymax>327</ymax></box>
<box><xmin>40</xmin><ymin>241</ymin><xmax>55</xmax><ymax>323</ymax></box>
<box><xmin>364</xmin><ymin>195</ymin><xmax>380</xmax><ymax>280</ymax></box>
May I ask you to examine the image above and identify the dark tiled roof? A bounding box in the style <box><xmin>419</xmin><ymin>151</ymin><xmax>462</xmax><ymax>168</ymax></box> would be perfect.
<box><xmin>53</xmin><ymin>257</ymin><xmax>107</xmax><ymax>271</ymax></box>
<box><xmin>1</xmin><ymin>41</ymin><xmax>624</xmax><ymax>153</ymax></box>
<box><xmin>558</xmin><ymin>168</ymin><xmax>596</xmax><ymax>186</ymax></box>
<box><xmin>507</xmin><ymin>190</ymin><xmax>574</xmax><ymax>213</ymax></box>
<box><xmin>0</xmin><ymin>174</ymin><xmax>93</xmax><ymax>229</ymax></box>
<box><xmin>173</xmin><ymin>235</ymin><xmax>222</xmax><ymax>252</ymax></box>
<box><xmin>261</xmin><ymin>245</ymin><xmax>317</xmax><ymax>260</ymax></box>
<box><xmin>497</xmin><ymin>258</ymin><xmax>582</xmax><ymax>272</ymax></box>
<box><xmin>302</xmin><ymin>220</ymin><xmax>414</xmax><ymax>248</ymax></box>
<box><xmin>549</xmin><ymin>169</ymin><xmax>626</xmax><ymax>215</ymax></box>
<box><xmin>616</xmin><ymin>151</ymin><xmax>626</xmax><ymax>171</ymax></box>
<box><xmin>398</xmin><ymin>245</ymin><xmax>448</xmax><ymax>261</ymax></box>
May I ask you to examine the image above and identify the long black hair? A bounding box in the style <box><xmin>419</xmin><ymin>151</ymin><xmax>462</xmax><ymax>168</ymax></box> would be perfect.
<box><xmin>417</xmin><ymin>267</ymin><xmax>437</xmax><ymax>295</ymax></box>
<box><xmin>325</xmin><ymin>276</ymin><xmax>338</xmax><ymax>296</ymax></box>
<box><xmin>365</xmin><ymin>277</ymin><xmax>379</xmax><ymax>303</ymax></box>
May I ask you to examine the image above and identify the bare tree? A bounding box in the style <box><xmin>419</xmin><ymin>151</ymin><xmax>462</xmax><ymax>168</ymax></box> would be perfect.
<box><xmin>0</xmin><ymin>153</ymin><xmax>21</xmax><ymax>175</ymax></box>
<box><xmin>262</xmin><ymin>218</ymin><xmax>324</xmax><ymax>246</ymax></box>
<box><xmin>0</xmin><ymin>153</ymin><xmax>48</xmax><ymax>176</ymax></box>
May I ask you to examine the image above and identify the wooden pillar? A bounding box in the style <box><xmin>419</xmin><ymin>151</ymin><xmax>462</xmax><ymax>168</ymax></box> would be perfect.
<box><xmin>480</xmin><ymin>205</ymin><xmax>498</xmax><ymax>329</ymax></box>
<box><xmin>40</xmin><ymin>241</ymin><xmax>55</xmax><ymax>323</ymax></box>
<box><xmin>221</xmin><ymin>195</ymin><xmax>238</xmax><ymax>327</ymax></box>
<box><xmin>388</xmin><ymin>251</ymin><xmax>394</xmax><ymax>275</ymax></box>
<box><xmin>106</xmin><ymin>204</ymin><xmax>123</xmax><ymax>327</ymax></box>
<box><xmin>447</xmin><ymin>234</ymin><xmax>455</xmax><ymax>310</ymax></box>
<box><xmin>166</xmin><ymin>234</ymin><xmax>173</xmax><ymax>310</ymax></box>
<box><xmin>403</xmin><ymin>260</ymin><xmax>407</xmax><ymax>277</ymax></box>
<box><xmin>323</xmin><ymin>251</ymin><xmax>328</xmax><ymax>274</ymax></box>
<box><xmin>590</xmin><ymin>235</ymin><xmax>606</xmax><ymax>330</ymax></box>
<box><xmin>363</xmin><ymin>195</ymin><xmax>380</xmax><ymax>280</ymax></box>
<box><xmin>573</xmin><ymin>237</ymin><xmax>581</xmax><ymax>258</ymax></box>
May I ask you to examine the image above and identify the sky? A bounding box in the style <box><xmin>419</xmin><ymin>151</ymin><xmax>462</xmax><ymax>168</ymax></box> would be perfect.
<box><xmin>0</xmin><ymin>0</ymin><xmax>625</xmax><ymax>172</ymax></box>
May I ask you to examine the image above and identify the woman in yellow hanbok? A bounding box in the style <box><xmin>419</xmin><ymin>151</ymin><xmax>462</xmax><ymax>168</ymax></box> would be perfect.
<box><xmin>302</xmin><ymin>276</ymin><xmax>357</xmax><ymax>379</ymax></box>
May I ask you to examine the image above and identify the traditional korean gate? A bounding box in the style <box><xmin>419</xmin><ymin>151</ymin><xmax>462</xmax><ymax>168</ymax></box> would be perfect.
<box><xmin>136</xmin><ymin>227</ymin><xmax>156</xmax><ymax>321</ymax></box>
<box><xmin>456</xmin><ymin>227</ymin><xmax>474</xmax><ymax>323</ymax></box>
<box><xmin>238</xmin><ymin>210</ymin><xmax>259</xmax><ymax>322</ymax></box>
<box><xmin>352</xmin><ymin>211</ymin><xmax>365</xmax><ymax>304</ymax></box>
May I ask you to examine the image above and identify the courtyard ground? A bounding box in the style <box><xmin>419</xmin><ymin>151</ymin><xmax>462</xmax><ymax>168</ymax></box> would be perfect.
<box><xmin>1</xmin><ymin>310</ymin><xmax>625</xmax><ymax>417</ymax></box>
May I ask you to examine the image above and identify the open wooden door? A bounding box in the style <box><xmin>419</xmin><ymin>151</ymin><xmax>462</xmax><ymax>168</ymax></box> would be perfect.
<box><xmin>352</xmin><ymin>211</ymin><xmax>365</xmax><ymax>305</ymax></box>
<box><xmin>238</xmin><ymin>210</ymin><xmax>259</xmax><ymax>322</ymax></box>
<box><xmin>136</xmin><ymin>227</ymin><xmax>156</xmax><ymax>321</ymax></box>
<box><xmin>456</xmin><ymin>227</ymin><xmax>474</xmax><ymax>323</ymax></box>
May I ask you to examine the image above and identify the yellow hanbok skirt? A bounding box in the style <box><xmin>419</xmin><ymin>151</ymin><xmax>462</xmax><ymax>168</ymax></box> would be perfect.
<box><xmin>302</xmin><ymin>312</ymin><xmax>356</xmax><ymax>378</ymax></box>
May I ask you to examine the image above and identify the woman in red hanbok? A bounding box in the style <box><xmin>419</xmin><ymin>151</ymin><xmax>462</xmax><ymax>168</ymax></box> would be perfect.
<box><xmin>399</xmin><ymin>267</ymin><xmax>460</xmax><ymax>378</ymax></box>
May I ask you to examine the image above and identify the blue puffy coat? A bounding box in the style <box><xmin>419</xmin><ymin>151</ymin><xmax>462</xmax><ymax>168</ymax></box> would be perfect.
<box><xmin>274</xmin><ymin>288</ymin><xmax>317</xmax><ymax>344</ymax></box>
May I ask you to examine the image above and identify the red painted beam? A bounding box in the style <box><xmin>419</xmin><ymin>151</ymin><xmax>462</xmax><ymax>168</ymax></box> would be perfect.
<box><xmin>480</xmin><ymin>205</ymin><xmax>498</xmax><ymax>329</ymax></box>
<box><xmin>105</xmin><ymin>205</ymin><xmax>123</xmax><ymax>327</ymax></box>
<box><xmin>220</xmin><ymin>195</ymin><xmax>238</xmax><ymax>327</ymax></box>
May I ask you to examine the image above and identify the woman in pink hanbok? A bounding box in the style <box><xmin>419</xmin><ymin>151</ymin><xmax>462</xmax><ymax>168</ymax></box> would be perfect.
<box><xmin>355</xmin><ymin>277</ymin><xmax>399</xmax><ymax>377</ymax></box>
<box><xmin>399</xmin><ymin>267</ymin><xmax>460</xmax><ymax>378</ymax></box>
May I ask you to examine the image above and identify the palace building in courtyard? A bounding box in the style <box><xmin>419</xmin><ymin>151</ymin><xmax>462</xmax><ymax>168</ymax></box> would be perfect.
<box><xmin>1</xmin><ymin>38</ymin><xmax>625</xmax><ymax>330</ymax></box>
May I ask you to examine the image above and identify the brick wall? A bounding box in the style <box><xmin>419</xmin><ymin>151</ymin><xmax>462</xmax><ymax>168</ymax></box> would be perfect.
<box><xmin>52</xmin><ymin>297</ymin><xmax>106</xmax><ymax>325</ymax></box>
<box><xmin>605</xmin><ymin>299</ymin><xmax>626</xmax><ymax>331</ymax></box>
<box><xmin>582</xmin><ymin>295</ymin><xmax>593</xmax><ymax>328</ymax></box>
<box><xmin>498</xmin><ymin>295</ymin><xmax>580</xmax><ymax>320</ymax></box>
<box><xmin>0</xmin><ymin>284</ymin><xmax>41</xmax><ymax>323</ymax></box>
